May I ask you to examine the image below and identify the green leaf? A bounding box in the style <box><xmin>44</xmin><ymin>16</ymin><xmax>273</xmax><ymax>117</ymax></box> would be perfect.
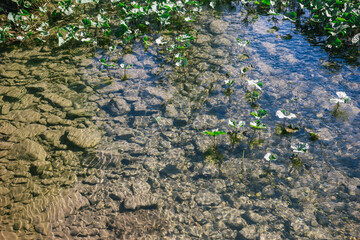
<box><xmin>336</xmin><ymin>17</ymin><xmax>346</xmax><ymax>22</ymax></box>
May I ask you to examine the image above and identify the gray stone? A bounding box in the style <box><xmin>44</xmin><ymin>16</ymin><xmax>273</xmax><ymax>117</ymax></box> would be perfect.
<box><xmin>66</xmin><ymin>128</ymin><xmax>101</xmax><ymax>148</ymax></box>
<box><xmin>123</xmin><ymin>194</ymin><xmax>157</xmax><ymax>210</ymax></box>
<box><xmin>212</xmin><ymin>36</ymin><xmax>232</xmax><ymax>47</ymax></box>
<box><xmin>195</xmin><ymin>190</ymin><xmax>222</xmax><ymax>206</ymax></box>
<box><xmin>41</xmin><ymin>92</ymin><xmax>73</xmax><ymax>108</ymax></box>
<box><xmin>131</xmin><ymin>181</ymin><xmax>151</xmax><ymax>195</ymax></box>
<box><xmin>239</xmin><ymin>225</ymin><xmax>258</xmax><ymax>240</ymax></box>
<box><xmin>106</xmin><ymin>98</ymin><xmax>131</xmax><ymax>116</ymax></box>
<box><xmin>209</xmin><ymin>20</ymin><xmax>229</xmax><ymax>34</ymax></box>
<box><xmin>9</xmin><ymin>139</ymin><xmax>47</xmax><ymax>161</ymax></box>
<box><xmin>195</xmin><ymin>34</ymin><xmax>212</xmax><ymax>44</ymax></box>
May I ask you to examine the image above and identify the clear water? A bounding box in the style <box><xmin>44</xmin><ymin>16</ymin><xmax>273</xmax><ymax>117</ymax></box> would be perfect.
<box><xmin>0</xmin><ymin>2</ymin><xmax>359</xmax><ymax>239</ymax></box>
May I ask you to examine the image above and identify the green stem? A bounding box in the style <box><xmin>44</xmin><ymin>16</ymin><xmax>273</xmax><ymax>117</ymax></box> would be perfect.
<box><xmin>241</xmin><ymin>150</ymin><xmax>245</xmax><ymax>173</ymax></box>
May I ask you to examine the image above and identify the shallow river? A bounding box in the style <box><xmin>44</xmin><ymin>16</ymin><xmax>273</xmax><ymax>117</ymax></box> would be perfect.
<box><xmin>0</xmin><ymin>2</ymin><xmax>359</xmax><ymax>240</ymax></box>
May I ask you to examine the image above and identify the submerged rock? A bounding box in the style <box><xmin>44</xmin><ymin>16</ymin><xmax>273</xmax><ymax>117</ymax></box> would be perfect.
<box><xmin>40</xmin><ymin>92</ymin><xmax>73</xmax><ymax>108</ymax></box>
<box><xmin>9</xmin><ymin>139</ymin><xmax>47</xmax><ymax>161</ymax></box>
<box><xmin>8</xmin><ymin>109</ymin><xmax>41</xmax><ymax>123</ymax></box>
<box><xmin>66</xmin><ymin>128</ymin><xmax>101</xmax><ymax>148</ymax></box>
<box><xmin>195</xmin><ymin>190</ymin><xmax>222</xmax><ymax>206</ymax></box>
<box><xmin>106</xmin><ymin>98</ymin><xmax>131</xmax><ymax>116</ymax></box>
<box><xmin>209</xmin><ymin>20</ymin><xmax>229</xmax><ymax>34</ymax></box>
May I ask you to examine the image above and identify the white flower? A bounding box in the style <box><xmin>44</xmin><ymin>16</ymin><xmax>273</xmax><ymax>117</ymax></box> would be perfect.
<box><xmin>264</xmin><ymin>153</ymin><xmax>276</xmax><ymax>161</ymax></box>
<box><xmin>120</xmin><ymin>63</ymin><xmax>125</xmax><ymax>69</ymax></box>
<box><xmin>246</xmin><ymin>79</ymin><xmax>262</xmax><ymax>90</ymax></box>
<box><xmin>276</xmin><ymin>110</ymin><xmax>296</xmax><ymax>119</ymax></box>
<box><xmin>16</xmin><ymin>36</ymin><xmax>24</xmax><ymax>41</ymax></box>
<box><xmin>155</xmin><ymin>36</ymin><xmax>166</xmax><ymax>45</ymax></box>
<box><xmin>210</xmin><ymin>1</ymin><xmax>215</xmax><ymax>8</ymax></box>
<box><xmin>291</xmin><ymin>142</ymin><xmax>309</xmax><ymax>153</ymax></box>
<box><xmin>184</xmin><ymin>17</ymin><xmax>192</xmax><ymax>22</ymax></box>
<box><xmin>330</xmin><ymin>91</ymin><xmax>350</xmax><ymax>103</ymax></box>
<box><xmin>228</xmin><ymin>120</ymin><xmax>245</xmax><ymax>128</ymax></box>
<box><xmin>81</xmin><ymin>38</ymin><xmax>92</xmax><ymax>42</ymax></box>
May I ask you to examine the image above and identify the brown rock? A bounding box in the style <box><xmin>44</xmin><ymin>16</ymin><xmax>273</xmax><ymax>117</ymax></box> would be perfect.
<box><xmin>66</xmin><ymin>128</ymin><xmax>101</xmax><ymax>148</ymax></box>
<box><xmin>9</xmin><ymin>139</ymin><xmax>47</xmax><ymax>161</ymax></box>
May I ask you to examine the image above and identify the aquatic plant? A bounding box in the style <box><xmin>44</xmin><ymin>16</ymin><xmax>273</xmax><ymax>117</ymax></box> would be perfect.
<box><xmin>204</xmin><ymin>129</ymin><xmax>226</xmax><ymax>149</ymax></box>
<box><xmin>251</xmin><ymin>109</ymin><xmax>268</xmax><ymax>119</ymax></box>
<box><xmin>330</xmin><ymin>91</ymin><xmax>350</xmax><ymax>116</ymax></box>
<box><xmin>275</xmin><ymin>109</ymin><xmax>299</xmax><ymax>134</ymax></box>
<box><xmin>223</xmin><ymin>79</ymin><xmax>235</xmax><ymax>96</ymax></box>
<box><xmin>203</xmin><ymin>129</ymin><xmax>226</xmax><ymax>166</ymax></box>
<box><xmin>245</xmin><ymin>79</ymin><xmax>263</xmax><ymax>106</ymax></box>
<box><xmin>264</xmin><ymin>152</ymin><xmax>277</xmax><ymax>173</ymax></box>
<box><xmin>290</xmin><ymin>142</ymin><xmax>309</xmax><ymax>169</ymax></box>
<box><xmin>236</xmin><ymin>37</ymin><xmax>250</xmax><ymax>54</ymax></box>
<box><xmin>249</xmin><ymin>110</ymin><xmax>267</xmax><ymax>145</ymax></box>
<box><xmin>120</xmin><ymin>63</ymin><xmax>133</xmax><ymax>81</ymax></box>
<box><xmin>228</xmin><ymin>119</ymin><xmax>245</xmax><ymax>145</ymax></box>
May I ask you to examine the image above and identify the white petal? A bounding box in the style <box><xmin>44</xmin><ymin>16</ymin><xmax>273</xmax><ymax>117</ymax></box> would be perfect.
<box><xmin>264</xmin><ymin>153</ymin><xmax>271</xmax><ymax>161</ymax></box>
<box><xmin>238</xmin><ymin>121</ymin><xmax>245</xmax><ymax>127</ymax></box>
<box><xmin>330</xmin><ymin>98</ymin><xmax>342</xmax><ymax>103</ymax></box>
<box><xmin>276</xmin><ymin>110</ymin><xmax>285</xmax><ymax>119</ymax></box>
<box><xmin>336</xmin><ymin>92</ymin><xmax>348</xmax><ymax>99</ymax></box>
<box><xmin>287</xmin><ymin>113</ymin><xmax>296</xmax><ymax>119</ymax></box>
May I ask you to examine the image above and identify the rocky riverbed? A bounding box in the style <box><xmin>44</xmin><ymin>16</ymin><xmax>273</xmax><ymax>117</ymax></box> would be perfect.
<box><xmin>0</xmin><ymin>4</ymin><xmax>360</xmax><ymax>240</ymax></box>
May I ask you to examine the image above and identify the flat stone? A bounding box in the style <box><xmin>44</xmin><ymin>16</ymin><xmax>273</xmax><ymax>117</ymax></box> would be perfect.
<box><xmin>209</xmin><ymin>20</ymin><xmax>229</xmax><ymax>34</ymax></box>
<box><xmin>37</xmin><ymin>104</ymin><xmax>53</xmax><ymax>112</ymax></box>
<box><xmin>195</xmin><ymin>34</ymin><xmax>212</xmax><ymax>44</ymax></box>
<box><xmin>66</xmin><ymin>128</ymin><xmax>101</xmax><ymax>148</ymax></box>
<box><xmin>41</xmin><ymin>92</ymin><xmax>73</xmax><ymax>108</ymax></box>
<box><xmin>0</xmin><ymin>142</ymin><xmax>14</xmax><ymax>150</ymax></box>
<box><xmin>5</xmin><ymin>87</ymin><xmax>26</xmax><ymax>101</ymax></box>
<box><xmin>0</xmin><ymin>121</ymin><xmax>16</xmax><ymax>134</ymax></box>
<box><xmin>195</xmin><ymin>190</ymin><xmax>222</xmax><ymax>206</ymax></box>
<box><xmin>35</xmin><ymin>223</ymin><xmax>51</xmax><ymax>236</ymax></box>
<box><xmin>0</xmin><ymin>196</ymin><xmax>10</xmax><ymax>207</ymax></box>
<box><xmin>0</xmin><ymin>86</ymin><xmax>11</xmax><ymax>95</ymax></box>
<box><xmin>82</xmin><ymin>175</ymin><xmax>100</xmax><ymax>185</ymax></box>
<box><xmin>9</xmin><ymin>139</ymin><xmax>47</xmax><ymax>161</ymax></box>
<box><xmin>41</xmin><ymin>130</ymin><xmax>65</xmax><ymax>148</ymax></box>
<box><xmin>123</xmin><ymin>194</ymin><xmax>157</xmax><ymax>210</ymax></box>
<box><xmin>8</xmin><ymin>109</ymin><xmax>41</xmax><ymax>123</ymax></box>
<box><xmin>106</xmin><ymin>98</ymin><xmax>131</xmax><ymax>116</ymax></box>
<box><xmin>11</xmin><ymin>124</ymin><xmax>47</xmax><ymax>139</ymax></box>
<box><xmin>46</xmin><ymin>114</ymin><xmax>64</xmax><ymax>125</ymax></box>
<box><xmin>0</xmin><ymin>187</ymin><xmax>10</xmax><ymax>195</ymax></box>
<box><xmin>0</xmin><ymin>231</ymin><xmax>18</xmax><ymax>240</ymax></box>
<box><xmin>1</xmin><ymin>103</ymin><xmax>11</xmax><ymax>115</ymax></box>
<box><xmin>67</xmin><ymin>109</ymin><xmax>94</xmax><ymax>119</ymax></box>
<box><xmin>26</xmin><ymin>82</ymin><xmax>48</xmax><ymax>92</ymax></box>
